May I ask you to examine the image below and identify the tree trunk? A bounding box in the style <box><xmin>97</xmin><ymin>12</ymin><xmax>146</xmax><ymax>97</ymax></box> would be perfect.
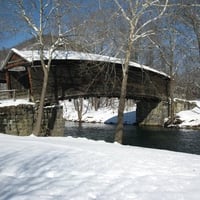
<box><xmin>169</xmin><ymin>73</ymin><xmax>175</xmax><ymax>123</ymax></box>
<box><xmin>74</xmin><ymin>98</ymin><xmax>83</xmax><ymax>122</ymax></box>
<box><xmin>114</xmin><ymin>25</ymin><xmax>134</xmax><ymax>143</ymax></box>
<box><xmin>32</xmin><ymin>68</ymin><xmax>49</xmax><ymax>136</ymax></box>
<box><xmin>115</xmin><ymin>72</ymin><xmax>128</xmax><ymax>143</ymax></box>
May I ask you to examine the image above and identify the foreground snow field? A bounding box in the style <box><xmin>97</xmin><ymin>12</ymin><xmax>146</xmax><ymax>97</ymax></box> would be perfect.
<box><xmin>1</xmin><ymin>133</ymin><xmax>200</xmax><ymax>200</ymax></box>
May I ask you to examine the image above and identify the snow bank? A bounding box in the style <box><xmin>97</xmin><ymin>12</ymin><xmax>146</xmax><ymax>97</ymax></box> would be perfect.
<box><xmin>0</xmin><ymin>99</ymin><xmax>34</xmax><ymax>107</ymax></box>
<box><xmin>1</xmin><ymin>133</ymin><xmax>200</xmax><ymax>200</ymax></box>
<box><xmin>174</xmin><ymin>100</ymin><xmax>200</xmax><ymax>128</ymax></box>
<box><xmin>177</xmin><ymin>107</ymin><xmax>200</xmax><ymax>127</ymax></box>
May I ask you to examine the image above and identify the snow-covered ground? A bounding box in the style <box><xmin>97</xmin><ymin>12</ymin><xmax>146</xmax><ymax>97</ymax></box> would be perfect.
<box><xmin>174</xmin><ymin>100</ymin><xmax>200</xmax><ymax>128</ymax></box>
<box><xmin>1</xmin><ymin>133</ymin><xmax>200</xmax><ymax>200</ymax></box>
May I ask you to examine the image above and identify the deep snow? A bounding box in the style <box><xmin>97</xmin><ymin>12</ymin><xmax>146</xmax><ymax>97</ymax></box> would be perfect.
<box><xmin>1</xmin><ymin>134</ymin><xmax>200</xmax><ymax>200</ymax></box>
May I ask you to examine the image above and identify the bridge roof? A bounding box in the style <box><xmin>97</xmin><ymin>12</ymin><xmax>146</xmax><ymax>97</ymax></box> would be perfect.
<box><xmin>2</xmin><ymin>48</ymin><xmax>169</xmax><ymax>78</ymax></box>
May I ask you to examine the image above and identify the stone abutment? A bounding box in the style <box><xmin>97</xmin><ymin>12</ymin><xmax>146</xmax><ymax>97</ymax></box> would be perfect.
<box><xmin>136</xmin><ymin>99</ymin><xmax>169</xmax><ymax>126</ymax></box>
<box><xmin>0</xmin><ymin>104</ymin><xmax>65</xmax><ymax>136</ymax></box>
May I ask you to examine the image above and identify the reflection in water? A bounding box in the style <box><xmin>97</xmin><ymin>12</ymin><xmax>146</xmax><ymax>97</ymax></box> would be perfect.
<box><xmin>64</xmin><ymin>121</ymin><xmax>200</xmax><ymax>155</ymax></box>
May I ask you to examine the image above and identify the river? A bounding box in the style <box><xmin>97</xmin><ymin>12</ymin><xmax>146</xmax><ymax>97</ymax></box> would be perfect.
<box><xmin>64</xmin><ymin>121</ymin><xmax>200</xmax><ymax>155</ymax></box>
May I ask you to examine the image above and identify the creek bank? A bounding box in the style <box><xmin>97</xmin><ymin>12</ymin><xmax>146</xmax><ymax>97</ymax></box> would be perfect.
<box><xmin>165</xmin><ymin>99</ymin><xmax>200</xmax><ymax>129</ymax></box>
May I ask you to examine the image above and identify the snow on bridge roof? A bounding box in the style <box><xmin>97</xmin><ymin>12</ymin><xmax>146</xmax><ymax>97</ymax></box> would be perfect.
<box><xmin>2</xmin><ymin>48</ymin><xmax>170</xmax><ymax>78</ymax></box>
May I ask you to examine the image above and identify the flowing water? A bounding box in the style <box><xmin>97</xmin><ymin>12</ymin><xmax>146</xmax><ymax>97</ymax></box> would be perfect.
<box><xmin>64</xmin><ymin>121</ymin><xmax>200</xmax><ymax>155</ymax></box>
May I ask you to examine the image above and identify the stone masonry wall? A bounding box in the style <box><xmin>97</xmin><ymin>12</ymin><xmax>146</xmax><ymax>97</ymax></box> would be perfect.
<box><xmin>136</xmin><ymin>98</ymin><xmax>197</xmax><ymax>127</ymax></box>
<box><xmin>0</xmin><ymin>104</ymin><xmax>34</xmax><ymax>136</ymax></box>
<box><xmin>174</xmin><ymin>99</ymin><xmax>196</xmax><ymax>113</ymax></box>
<box><xmin>0</xmin><ymin>104</ymin><xmax>65</xmax><ymax>136</ymax></box>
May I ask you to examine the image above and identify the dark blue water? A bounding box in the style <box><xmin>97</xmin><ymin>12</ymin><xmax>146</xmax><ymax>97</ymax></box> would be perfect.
<box><xmin>64</xmin><ymin>122</ymin><xmax>200</xmax><ymax>155</ymax></box>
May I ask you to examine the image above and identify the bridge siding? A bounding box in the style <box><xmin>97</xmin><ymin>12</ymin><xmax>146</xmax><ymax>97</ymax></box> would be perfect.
<box><xmin>18</xmin><ymin>60</ymin><xmax>169</xmax><ymax>103</ymax></box>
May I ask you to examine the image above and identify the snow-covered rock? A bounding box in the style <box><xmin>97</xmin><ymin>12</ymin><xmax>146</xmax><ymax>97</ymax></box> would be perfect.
<box><xmin>166</xmin><ymin>100</ymin><xmax>200</xmax><ymax>129</ymax></box>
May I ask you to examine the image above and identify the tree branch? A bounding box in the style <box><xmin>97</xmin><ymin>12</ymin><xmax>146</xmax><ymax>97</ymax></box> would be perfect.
<box><xmin>134</xmin><ymin>0</ymin><xmax>168</xmax><ymax>37</ymax></box>
<box><xmin>114</xmin><ymin>0</ymin><xmax>131</xmax><ymax>22</ymax></box>
<box><xmin>17</xmin><ymin>0</ymin><xmax>39</xmax><ymax>34</ymax></box>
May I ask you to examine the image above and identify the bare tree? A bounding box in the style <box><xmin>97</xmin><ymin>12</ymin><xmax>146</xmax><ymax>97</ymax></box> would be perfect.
<box><xmin>143</xmin><ymin>0</ymin><xmax>200</xmax><ymax>123</ymax></box>
<box><xmin>174</xmin><ymin>0</ymin><xmax>200</xmax><ymax>56</ymax></box>
<box><xmin>74</xmin><ymin>98</ymin><xmax>83</xmax><ymax>122</ymax></box>
<box><xmin>15</xmin><ymin>0</ymin><xmax>79</xmax><ymax>136</ymax></box>
<box><xmin>113</xmin><ymin>0</ymin><xmax>168</xmax><ymax>143</ymax></box>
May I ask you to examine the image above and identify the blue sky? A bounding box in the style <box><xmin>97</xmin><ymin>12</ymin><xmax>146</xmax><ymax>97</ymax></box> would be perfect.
<box><xmin>0</xmin><ymin>0</ymin><xmax>102</xmax><ymax>50</ymax></box>
<box><xmin>0</xmin><ymin>0</ymin><xmax>26</xmax><ymax>49</ymax></box>
<box><xmin>0</xmin><ymin>33</ymin><xmax>31</xmax><ymax>50</ymax></box>
<box><xmin>0</xmin><ymin>0</ymin><xmax>43</xmax><ymax>49</ymax></box>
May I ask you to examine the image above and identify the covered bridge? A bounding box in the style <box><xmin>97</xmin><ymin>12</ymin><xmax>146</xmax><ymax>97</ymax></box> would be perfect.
<box><xmin>0</xmin><ymin>48</ymin><xmax>170</xmax><ymax>125</ymax></box>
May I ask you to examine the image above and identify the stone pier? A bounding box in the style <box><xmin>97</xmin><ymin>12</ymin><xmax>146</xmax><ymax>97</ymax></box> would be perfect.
<box><xmin>136</xmin><ymin>99</ymin><xmax>169</xmax><ymax>126</ymax></box>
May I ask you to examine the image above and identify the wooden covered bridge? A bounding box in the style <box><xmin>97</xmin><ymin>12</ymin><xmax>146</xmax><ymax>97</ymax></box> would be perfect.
<box><xmin>0</xmin><ymin>48</ymin><xmax>170</xmax><ymax>126</ymax></box>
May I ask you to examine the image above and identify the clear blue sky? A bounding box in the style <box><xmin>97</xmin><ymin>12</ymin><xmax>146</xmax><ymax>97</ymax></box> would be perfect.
<box><xmin>0</xmin><ymin>0</ymin><xmax>102</xmax><ymax>50</ymax></box>
<box><xmin>0</xmin><ymin>0</ymin><xmax>27</xmax><ymax>49</ymax></box>
<box><xmin>0</xmin><ymin>33</ymin><xmax>31</xmax><ymax>50</ymax></box>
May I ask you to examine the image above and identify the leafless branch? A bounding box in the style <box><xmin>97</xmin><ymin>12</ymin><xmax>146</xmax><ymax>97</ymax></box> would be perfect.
<box><xmin>17</xmin><ymin>0</ymin><xmax>39</xmax><ymax>34</ymax></box>
<box><xmin>134</xmin><ymin>0</ymin><xmax>168</xmax><ymax>37</ymax></box>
